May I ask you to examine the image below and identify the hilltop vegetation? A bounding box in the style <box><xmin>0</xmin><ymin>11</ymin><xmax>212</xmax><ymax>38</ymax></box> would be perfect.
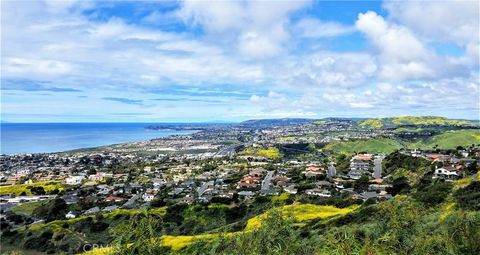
<box><xmin>358</xmin><ymin>116</ymin><xmax>476</xmax><ymax>129</ymax></box>
<box><xmin>323</xmin><ymin>129</ymin><xmax>480</xmax><ymax>155</ymax></box>
<box><xmin>239</xmin><ymin>147</ymin><xmax>283</xmax><ymax>159</ymax></box>
<box><xmin>324</xmin><ymin>137</ymin><xmax>403</xmax><ymax>154</ymax></box>
<box><xmin>409</xmin><ymin>129</ymin><xmax>480</xmax><ymax>149</ymax></box>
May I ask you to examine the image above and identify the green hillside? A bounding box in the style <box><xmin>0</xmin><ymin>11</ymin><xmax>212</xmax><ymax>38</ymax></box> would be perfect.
<box><xmin>358</xmin><ymin>116</ymin><xmax>476</xmax><ymax>129</ymax></box>
<box><xmin>409</xmin><ymin>129</ymin><xmax>480</xmax><ymax>149</ymax></box>
<box><xmin>324</xmin><ymin>137</ymin><xmax>404</xmax><ymax>154</ymax></box>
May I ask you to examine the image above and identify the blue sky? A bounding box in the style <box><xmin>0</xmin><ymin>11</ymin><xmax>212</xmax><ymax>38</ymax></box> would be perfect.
<box><xmin>1</xmin><ymin>0</ymin><xmax>479</xmax><ymax>122</ymax></box>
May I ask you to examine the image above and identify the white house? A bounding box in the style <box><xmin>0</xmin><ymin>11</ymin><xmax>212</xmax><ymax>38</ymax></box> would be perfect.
<box><xmin>305</xmin><ymin>188</ymin><xmax>331</xmax><ymax>197</ymax></box>
<box><xmin>65</xmin><ymin>176</ymin><xmax>85</xmax><ymax>185</ymax></box>
<box><xmin>434</xmin><ymin>166</ymin><xmax>460</xmax><ymax>180</ymax></box>
<box><xmin>142</xmin><ymin>190</ymin><xmax>157</xmax><ymax>202</ymax></box>
<box><xmin>65</xmin><ymin>211</ymin><xmax>77</xmax><ymax>219</ymax></box>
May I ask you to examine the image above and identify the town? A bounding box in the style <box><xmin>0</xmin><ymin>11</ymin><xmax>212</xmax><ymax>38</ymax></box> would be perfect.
<box><xmin>1</xmin><ymin>118</ymin><xmax>479</xmax><ymax>230</ymax></box>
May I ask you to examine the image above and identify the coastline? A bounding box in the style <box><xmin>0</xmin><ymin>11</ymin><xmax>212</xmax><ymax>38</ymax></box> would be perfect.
<box><xmin>0</xmin><ymin>123</ymin><xmax>202</xmax><ymax>155</ymax></box>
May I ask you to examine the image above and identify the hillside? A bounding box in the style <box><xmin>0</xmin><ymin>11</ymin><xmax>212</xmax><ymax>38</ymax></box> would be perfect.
<box><xmin>358</xmin><ymin>116</ymin><xmax>477</xmax><ymax>129</ymax></box>
<box><xmin>324</xmin><ymin>137</ymin><xmax>404</xmax><ymax>154</ymax></box>
<box><xmin>78</xmin><ymin>184</ymin><xmax>480</xmax><ymax>255</ymax></box>
<box><xmin>409</xmin><ymin>129</ymin><xmax>480</xmax><ymax>149</ymax></box>
<box><xmin>238</xmin><ymin>118</ymin><xmax>316</xmax><ymax>128</ymax></box>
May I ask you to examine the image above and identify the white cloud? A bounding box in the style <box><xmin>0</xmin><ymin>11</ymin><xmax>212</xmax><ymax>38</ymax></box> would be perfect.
<box><xmin>356</xmin><ymin>11</ymin><xmax>435</xmax><ymax>80</ymax></box>
<box><xmin>3</xmin><ymin>58</ymin><xmax>74</xmax><ymax>77</ymax></box>
<box><xmin>178</xmin><ymin>0</ymin><xmax>310</xmax><ymax>58</ymax></box>
<box><xmin>294</xmin><ymin>17</ymin><xmax>354</xmax><ymax>38</ymax></box>
<box><xmin>273</xmin><ymin>52</ymin><xmax>377</xmax><ymax>88</ymax></box>
<box><xmin>384</xmin><ymin>0</ymin><xmax>479</xmax><ymax>47</ymax></box>
<box><xmin>384</xmin><ymin>0</ymin><xmax>479</xmax><ymax>67</ymax></box>
<box><xmin>1</xmin><ymin>0</ymin><xmax>478</xmax><ymax>121</ymax></box>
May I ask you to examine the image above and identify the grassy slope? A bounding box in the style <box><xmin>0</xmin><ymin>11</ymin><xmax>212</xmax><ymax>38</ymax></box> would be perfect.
<box><xmin>358</xmin><ymin>116</ymin><xmax>476</xmax><ymax>129</ymax></box>
<box><xmin>162</xmin><ymin>204</ymin><xmax>358</xmax><ymax>251</ymax></box>
<box><xmin>409</xmin><ymin>129</ymin><xmax>480</xmax><ymax>149</ymax></box>
<box><xmin>11</xmin><ymin>200</ymin><xmax>51</xmax><ymax>215</ymax></box>
<box><xmin>0</xmin><ymin>181</ymin><xmax>63</xmax><ymax>195</ymax></box>
<box><xmin>324</xmin><ymin>138</ymin><xmax>404</xmax><ymax>154</ymax></box>
<box><xmin>325</xmin><ymin>129</ymin><xmax>480</xmax><ymax>154</ymax></box>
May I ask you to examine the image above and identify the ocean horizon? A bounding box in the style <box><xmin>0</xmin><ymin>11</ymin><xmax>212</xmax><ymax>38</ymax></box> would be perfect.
<box><xmin>0</xmin><ymin>122</ymin><xmax>206</xmax><ymax>155</ymax></box>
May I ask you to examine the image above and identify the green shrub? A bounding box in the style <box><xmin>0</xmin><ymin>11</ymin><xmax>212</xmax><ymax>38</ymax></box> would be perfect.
<box><xmin>454</xmin><ymin>181</ymin><xmax>480</xmax><ymax>210</ymax></box>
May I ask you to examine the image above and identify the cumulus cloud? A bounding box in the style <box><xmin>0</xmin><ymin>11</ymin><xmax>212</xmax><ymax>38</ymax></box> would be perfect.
<box><xmin>384</xmin><ymin>0</ymin><xmax>479</xmax><ymax>66</ymax></box>
<box><xmin>1</xmin><ymin>0</ymin><xmax>478</xmax><ymax>121</ymax></box>
<box><xmin>272</xmin><ymin>52</ymin><xmax>377</xmax><ymax>88</ymax></box>
<box><xmin>178</xmin><ymin>0</ymin><xmax>310</xmax><ymax>58</ymax></box>
<box><xmin>355</xmin><ymin>11</ymin><xmax>472</xmax><ymax>81</ymax></box>
<box><xmin>355</xmin><ymin>11</ymin><xmax>435</xmax><ymax>80</ymax></box>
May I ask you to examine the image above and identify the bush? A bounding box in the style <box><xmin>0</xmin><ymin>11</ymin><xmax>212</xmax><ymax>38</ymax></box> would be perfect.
<box><xmin>33</xmin><ymin>198</ymin><xmax>67</xmax><ymax>222</ymax></box>
<box><xmin>454</xmin><ymin>181</ymin><xmax>480</xmax><ymax>210</ymax></box>
<box><xmin>413</xmin><ymin>180</ymin><xmax>452</xmax><ymax>207</ymax></box>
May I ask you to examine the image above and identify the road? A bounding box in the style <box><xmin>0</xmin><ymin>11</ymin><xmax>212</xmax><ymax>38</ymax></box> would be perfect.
<box><xmin>261</xmin><ymin>171</ymin><xmax>274</xmax><ymax>191</ymax></box>
<box><xmin>328</xmin><ymin>163</ymin><xmax>336</xmax><ymax>177</ymax></box>
<box><xmin>214</xmin><ymin>144</ymin><xmax>248</xmax><ymax>157</ymax></box>
<box><xmin>197</xmin><ymin>180</ymin><xmax>214</xmax><ymax>197</ymax></box>
<box><xmin>373</xmin><ymin>156</ymin><xmax>384</xmax><ymax>179</ymax></box>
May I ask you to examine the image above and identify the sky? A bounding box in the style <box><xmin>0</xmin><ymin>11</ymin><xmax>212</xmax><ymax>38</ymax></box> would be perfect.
<box><xmin>1</xmin><ymin>0</ymin><xmax>479</xmax><ymax>122</ymax></box>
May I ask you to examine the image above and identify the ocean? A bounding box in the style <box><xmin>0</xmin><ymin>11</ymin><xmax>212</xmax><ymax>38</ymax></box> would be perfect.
<box><xmin>0</xmin><ymin>123</ymin><xmax>197</xmax><ymax>155</ymax></box>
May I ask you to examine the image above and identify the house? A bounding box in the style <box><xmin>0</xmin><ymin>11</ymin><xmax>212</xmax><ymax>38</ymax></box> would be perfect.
<box><xmin>65</xmin><ymin>211</ymin><xmax>77</xmax><ymax>219</ymax></box>
<box><xmin>65</xmin><ymin>176</ymin><xmax>85</xmax><ymax>185</ymax></box>
<box><xmin>349</xmin><ymin>154</ymin><xmax>373</xmax><ymax>179</ymax></box>
<box><xmin>284</xmin><ymin>184</ymin><xmax>298</xmax><ymax>194</ymax></box>
<box><xmin>305</xmin><ymin>188</ymin><xmax>331</xmax><ymax>197</ymax></box>
<box><xmin>434</xmin><ymin>165</ymin><xmax>461</xmax><ymax>180</ymax></box>
<box><xmin>182</xmin><ymin>195</ymin><xmax>194</xmax><ymax>204</ymax></box>
<box><xmin>249</xmin><ymin>169</ymin><xmax>264</xmax><ymax>178</ymax></box>
<box><xmin>425</xmin><ymin>154</ymin><xmax>450</xmax><ymax>162</ymax></box>
<box><xmin>102</xmin><ymin>205</ymin><xmax>118</xmax><ymax>212</ymax></box>
<box><xmin>237</xmin><ymin>176</ymin><xmax>261</xmax><ymax>189</ymax></box>
<box><xmin>142</xmin><ymin>190</ymin><xmax>157</xmax><ymax>202</ymax></box>
<box><xmin>105</xmin><ymin>195</ymin><xmax>126</xmax><ymax>202</ymax></box>
<box><xmin>84</xmin><ymin>206</ymin><xmax>100</xmax><ymax>215</ymax></box>
<box><xmin>316</xmin><ymin>180</ymin><xmax>333</xmax><ymax>188</ymax></box>
<box><xmin>238</xmin><ymin>191</ymin><xmax>256</xmax><ymax>198</ymax></box>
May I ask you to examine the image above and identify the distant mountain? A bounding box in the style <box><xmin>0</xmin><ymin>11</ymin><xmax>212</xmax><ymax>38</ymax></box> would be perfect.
<box><xmin>357</xmin><ymin>116</ymin><xmax>478</xmax><ymax>129</ymax></box>
<box><xmin>238</xmin><ymin>118</ymin><xmax>317</xmax><ymax>128</ymax></box>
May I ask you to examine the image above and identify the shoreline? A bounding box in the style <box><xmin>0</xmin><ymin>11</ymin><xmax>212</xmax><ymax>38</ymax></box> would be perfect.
<box><xmin>1</xmin><ymin>123</ymin><xmax>202</xmax><ymax>156</ymax></box>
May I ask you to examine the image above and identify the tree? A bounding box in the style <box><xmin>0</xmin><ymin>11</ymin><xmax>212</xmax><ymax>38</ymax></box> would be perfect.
<box><xmin>33</xmin><ymin>198</ymin><xmax>67</xmax><ymax>221</ymax></box>
<box><xmin>465</xmin><ymin>161</ymin><xmax>478</xmax><ymax>175</ymax></box>
<box><xmin>386</xmin><ymin>177</ymin><xmax>411</xmax><ymax>196</ymax></box>
<box><xmin>29</xmin><ymin>186</ymin><xmax>46</xmax><ymax>195</ymax></box>
<box><xmin>353</xmin><ymin>175</ymin><xmax>370</xmax><ymax>192</ymax></box>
